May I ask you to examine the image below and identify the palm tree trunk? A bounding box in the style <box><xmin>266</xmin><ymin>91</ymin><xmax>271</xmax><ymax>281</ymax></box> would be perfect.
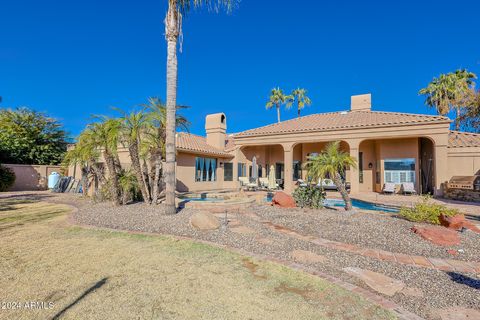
<box><xmin>152</xmin><ymin>151</ymin><xmax>162</xmax><ymax>204</ymax></box>
<box><xmin>298</xmin><ymin>104</ymin><xmax>301</xmax><ymax>117</ymax></box>
<box><xmin>128</xmin><ymin>143</ymin><xmax>151</xmax><ymax>204</ymax></box>
<box><xmin>276</xmin><ymin>105</ymin><xmax>281</xmax><ymax>123</ymax></box>
<box><xmin>164</xmin><ymin>4</ymin><xmax>179</xmax><ymax>214</ymax></box>
<box><xmin>333</xmin><ymin>173</ymin><xmax>353</xmax><ymax>211</ymax></box>
<box><xmin>104</xmin><ymin>151</ymin><xmax>121</xmax><ymax>206</ymax></box>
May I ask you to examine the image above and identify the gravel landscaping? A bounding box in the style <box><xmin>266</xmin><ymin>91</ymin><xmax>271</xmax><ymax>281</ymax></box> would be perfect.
<box><xmin>70</xmin><ymin>198</ymin><xmax>480</xmax><ymax>320</ymax></box>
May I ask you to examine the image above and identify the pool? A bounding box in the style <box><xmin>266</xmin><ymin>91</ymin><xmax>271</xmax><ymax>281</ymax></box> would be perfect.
<box><xmin>323</xmin><ymin>198</ymin><xmax>399</xmax><ymax>213</ymax></box>
<box><xmin>180</xmin><ymin>197</ymin><xmax>224</xmax><ymax>202</ymax></box>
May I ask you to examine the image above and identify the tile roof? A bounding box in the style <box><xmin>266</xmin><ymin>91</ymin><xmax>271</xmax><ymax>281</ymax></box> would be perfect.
<box><xmin>448</xmin><ymin>131</ymin><xmax>480</xmax><ymax>148</ymax></box>
<box><xmin>176</xmin><ymin>133</ymin><xmax>233</xmax><ymax>157</ymax></box>
<box><xmin>225</xmin><ymin>135</ymin><xmax>236</xmax><ymax>152</ymax></box>
<box><xmin>235</xmin><ymin>111</ymin><xmax>450</xmax><ymax>138</ymax></box>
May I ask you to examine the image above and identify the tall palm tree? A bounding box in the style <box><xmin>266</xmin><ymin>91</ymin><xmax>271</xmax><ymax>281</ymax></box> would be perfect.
<box><xmin>287</xmin><ymin>88</ymin><xmax>312</xmax><ymax>117</ymax></box>
<box><xmin>115</xmin><ymin>107</ymin><xmax>152</xmax><ymax>204</ymax></box>
<box><xmin>419</xmin><ymin>69</ymin><xmax>477</xmax><ymax>130</ymax></box>
<box><xmin>88</xmin><ymin>117</ymin><xmax>122</xmax><ymax>206</ymax></box>
<box><xmin>304</xmin><ymin>141</ymin><xmax>357</xmax><ymax>211</ymax></box>
<box><xmin>266</xmin><ymin>87</ymin><xmax>289</xmax><ymax>123</ymax></box>
<box><xmin>143</xmin><ymin>97</ymin><xmax>190</xmax><ymax>204</ymax></box>
<box><xmin>164</xmin><ymin>0</ymin><xmax>238</xmax><ymax>214</ymax></box>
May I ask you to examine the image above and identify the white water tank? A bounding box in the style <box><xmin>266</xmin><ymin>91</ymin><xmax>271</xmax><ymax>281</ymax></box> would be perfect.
<box><xmin>48</xmin><ymin>172</ymin><xmax>61</xmax><ymax>189</ymax></box>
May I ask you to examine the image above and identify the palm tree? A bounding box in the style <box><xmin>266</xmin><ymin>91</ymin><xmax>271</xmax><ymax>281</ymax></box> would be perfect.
<box><xmin>304</xmin><ymin>141</ymin><xmax>357</xmax><ymax>211</ymax></box>
<box><xmin>115</xmin><ymin>107</ymin><xmax>152</xmax><ymax>204</ymax></box>
<box><xmin>143</xmin><ymin>97</ymin><xmax>190</xmax><ymax>204</ymax></box>
<box><xmin>287</xmin><ymin>88</ymin><xmax>312</xmax><ymax>117</ymax></box>
<box><xmin>164</xmin><ymin>0</ymin><xmax>238</xmax><ymax>214</ymax></box>
<box><xmin>88</xmin><ymin>117</ymin><xmax>122</xmax><ymax>206</ymax></box>
<box><xmin>266</xmin><ymin>87</ymin><xmax>289</xmax><ymax>123</ymax></box>
<box><xmin>419</xmin><ymin>69</ymin><xmax>477</xmax><ymax>130</ymax></box>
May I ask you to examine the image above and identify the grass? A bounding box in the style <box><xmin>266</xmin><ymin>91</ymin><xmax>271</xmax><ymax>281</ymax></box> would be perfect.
<box><xmin>0</xmin><ymin>198</ymin><xmax>396</xmax><ymax>320</ymax></box>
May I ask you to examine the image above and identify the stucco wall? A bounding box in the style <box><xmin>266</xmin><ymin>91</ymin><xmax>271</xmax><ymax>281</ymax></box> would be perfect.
<box><xmin>4</xmin><ymin>164</ymin><xmax>63</xmax><ymax>191</ymax></box>
<box><xmin>447</xmin><ymin>148</ymin><xmax>480</xmax><ymax>178</ymax></box>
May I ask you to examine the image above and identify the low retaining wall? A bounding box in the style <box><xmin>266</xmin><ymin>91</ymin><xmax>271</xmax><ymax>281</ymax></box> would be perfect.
<box><xmin>3</xmin><ymin>164</ymin><xmax>63</xmax><ymax>191</ymax></box>
<box><xmin>443</xmin><ymin>188</ymin><xmax>480</xmax><ymax>203</ymax></box>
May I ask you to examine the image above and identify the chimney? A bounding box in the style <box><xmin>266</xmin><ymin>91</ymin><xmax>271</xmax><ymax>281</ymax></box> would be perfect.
<box><xmin>350</xmin><ymin>93</ymin><xmax>371</xmax><ymax>112</ymax></box>
<box><xmin>205</xmin><ymin>113</ymin><xmax>227</xmax><ymax>150</ymax></box>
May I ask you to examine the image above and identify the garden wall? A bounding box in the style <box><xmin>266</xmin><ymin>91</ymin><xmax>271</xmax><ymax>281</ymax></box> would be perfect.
<box><xmin>3</xmin><ymin>164</ymin><xmax>63</xmax><ymax>191</ymax></box>
<box><xmin>443</xmin><ymin>187</ymin><xmax>480</xmax><ymax>203</ymax></box>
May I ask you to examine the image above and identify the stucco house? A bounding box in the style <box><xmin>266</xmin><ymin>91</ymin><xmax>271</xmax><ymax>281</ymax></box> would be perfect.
<box><xmin>70</xmin><ymin>94</ymin><xmax>480</xmax><ymax>196</ymax></box>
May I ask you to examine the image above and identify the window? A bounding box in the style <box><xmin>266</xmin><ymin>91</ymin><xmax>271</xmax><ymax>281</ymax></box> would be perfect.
<box><xmin>258</xmin><ymin>165</ymin><xmax>263</xmax><ymax>178</ymax></box>
<box><xmin>237</xmin><ymin>163</ymin><xmax>247</xmax><ymax>179</ymax></box>
<box><xmin>224</xmin><ymin>163</ymin><xmax>233</xmax><ymax>181</ymax></box>
<box><xmin>384</xmin><ymin>158</ymin><xmax>415</xmax><ymax>184</ymax></box>
<box><xmin>293</xmin><ymin>161</ymin><xmax>302</xmax><ymax>181</ymax></box>
<box><xmin>359</xmin><ymin>152</ymin><xmax>364</xmax><ymax>183</ymax></box>
<box><xmin>195</xmin><ymin>157</ymin><xmax>217</xmax><ymax>182</ymax></box>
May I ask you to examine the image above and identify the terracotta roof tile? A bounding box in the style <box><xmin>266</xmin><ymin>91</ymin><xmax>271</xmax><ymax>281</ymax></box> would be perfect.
<box><xmin>225</xmin><ymin>135</ymin><xmax>236</xmax><ymax>151</ymax></box>
<box><xmin>235</xmin><ymin>111</ymin><xmax>450</xmax><ymax>138</ymax></box>
<box><xmin>448</xmin><ymin>131</ymin><xmax>480</xmax><ymax>148</ymax></box>
<box><xmin>176</xmin><ymin>133</ymin><xmax>233</xmax><ymax>157</ymax></box>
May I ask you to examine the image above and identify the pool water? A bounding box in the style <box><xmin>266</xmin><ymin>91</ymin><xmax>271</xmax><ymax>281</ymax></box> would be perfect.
<box><xmin>323</xmin><ymin>199</ymin><xmax>399</xmax><ymax>213</ymax></box>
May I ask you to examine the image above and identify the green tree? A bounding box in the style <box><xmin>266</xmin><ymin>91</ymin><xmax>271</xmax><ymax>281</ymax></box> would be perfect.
<box><xmin>419</xmin><ymin>69</ymin><xmax>477</xmax><ymax>130</ymax></box>
<box><xmin>287</xmin><ymin>88</ymin><xmax>312</xmax><ymax>117</ymax></box>
<box><xmin>164</xmin><ymin>0</ymin><xmax>238</xmax><ymax>214</ymax></box>
<box><xmin>143</xmin><ymin>97</ymin><xmax>190</xmax><ymax>204</ymax></box>
<box><xmin>0</xmin><ymin>107</ymin><xmax>68</xmax><ymax>165</ymax></box>
<box><xmin>266</xmin><ymin>87</ymin><xmax>289</xmax><ymax>123</ymax></box>
<box><xmin>115</xmin><ymin>107</ymin><xmax>152</xmax><ymax>204</ymax></box>
<box><xmin>304</xmin><ymin>141</ymin><xmax>357</xmax><ymax>211</ymax></box>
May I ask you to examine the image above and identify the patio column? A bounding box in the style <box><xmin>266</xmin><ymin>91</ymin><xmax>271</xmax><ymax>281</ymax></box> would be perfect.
<box><xmin>434</xmin><ymin>144</ymin><xmax>449</xmax><ymax>196</ymax></box>
<box><xmin>283</xmin><ymin>143</ymin><xmax>294</xmax><ymax>194</ymax></box>
<box><xmin>348</xmin><ymin>140</ymin><xmax>361</xmax><ymax>195</ymax></box>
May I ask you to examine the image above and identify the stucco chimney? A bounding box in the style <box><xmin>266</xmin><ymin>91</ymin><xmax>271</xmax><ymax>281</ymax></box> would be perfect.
<box><xmin>351</xmin><ymin>94</ymin><xmax>371</xmax><ymax>112</ymax></box>
<box><xmin>205</xmin><ymin>113</ymin><xmax>227</xmax><ymax>150</ymax></box>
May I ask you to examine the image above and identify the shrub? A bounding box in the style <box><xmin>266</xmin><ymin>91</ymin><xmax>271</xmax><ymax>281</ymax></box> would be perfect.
<box><xmin>0</xmin><ymin>164</ymin><xmax>16</xmax><ymax>192</ymax></box>
<box><xmin>292</xmin><ymin>186</ymin><xmax>325</xmax><ymax>209</ymax></box>
<box><xmin>399</xmin><ymin>195</ymin><xmax>458</xmax><ymax>224</ymax></box>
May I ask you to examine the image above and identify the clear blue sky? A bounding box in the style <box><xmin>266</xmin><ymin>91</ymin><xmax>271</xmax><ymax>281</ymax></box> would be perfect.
<box><xmin>1</xmin><ymin>0</ymin><xmax>479</xmax><ymax>138</ymax></box>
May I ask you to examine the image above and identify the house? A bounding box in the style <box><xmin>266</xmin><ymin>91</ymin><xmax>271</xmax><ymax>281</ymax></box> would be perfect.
<box><xmin>69</xmin><ymin>94</ymin><xmax>480</xmax><ymax>196</ymax></box>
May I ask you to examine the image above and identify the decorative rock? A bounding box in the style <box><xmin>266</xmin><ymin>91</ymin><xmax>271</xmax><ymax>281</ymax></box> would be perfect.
<box><xmin>439</xmin><ymin>214</ymin><xmax>480</xmax><ymax>233</ymax></box>
<box><xmin>436</xmin><ymin>307</ymin><xmax>480</xmax><ymax>320</ymax></box>
<box><xmin>446</xmin><ymin>249</ymin><xmax>459</xmax><ymax>256</ymax></box>
<box><xmin>291</xmin><ymin>250</ymin><xmax>328</xmax><ymax>264</ymax></box>
<box><xmin>400</xmin><ymin>286</ymin><xmax>424</xmax><ymax>298</ymax></box>
<box><xmin>343</xmin><ymin>267</ymin><xmax>405</xmax><ymax>296</ymax></box>
<box><xmin>411</xmin><ymin>226</ymin><xmax>461</xmax><ymax>246</ymax></box>
<box><xmin>230</xmin><ymin>225</ymin><xmax>256</xmax><ymax>234</ymax></box>
<box><xmin>271</xmin><ymin>192</ymin><xmax>296</xmax><ymax>208</ymax></box>
<box><xmin>190</xmin><ymin>211</ymin><xmax>220</xmax><ymax>231</ymax></box>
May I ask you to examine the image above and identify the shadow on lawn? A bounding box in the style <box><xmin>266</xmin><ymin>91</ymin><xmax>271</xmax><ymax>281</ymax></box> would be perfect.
<box><xmin>446</xmin><ymin>272</ymin><xmax>480</xmax><ymax>290</ymax></box>
<box><xmin>51</xmin><ymin>277</ymin><xmax>108</xmax><ymax>320</ymax></box>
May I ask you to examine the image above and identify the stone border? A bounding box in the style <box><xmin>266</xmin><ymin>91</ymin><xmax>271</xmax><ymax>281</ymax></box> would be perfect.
<box><xmin>259</xmin><ymin>219</ymin><xmax>480</xmax><ymax>274</ymax></box>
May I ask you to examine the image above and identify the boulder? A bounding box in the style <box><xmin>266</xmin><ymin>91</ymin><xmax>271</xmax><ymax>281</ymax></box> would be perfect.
<box><xmin>411</xmin><ymin>226</ymin><xmax>460</xmax><ymax>246</ymax></box>
<box><xmin>190</xmin><ymin>211</ymin><xmax>220</xmax><ymax>231</ymax></box>
<box><xmin>439</xmin><ymin>214</ymin><xmax>480</xmax><ymax>233</ymax></box>
<box><xmin>343</xmin><ymin>267</ymin><xmax>405</xmax><ymax>296</ymax></box>
<box><xmin>271</xmin><ymin>191</ymin><xmax>296</xmax><ymax>208</ymax></box>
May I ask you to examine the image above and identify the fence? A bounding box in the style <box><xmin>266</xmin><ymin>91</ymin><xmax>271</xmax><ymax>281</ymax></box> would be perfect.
<box><xmin>3</xmin><ymin>164</ymin><xmax>63</xmax><ymax>191</ymax></box>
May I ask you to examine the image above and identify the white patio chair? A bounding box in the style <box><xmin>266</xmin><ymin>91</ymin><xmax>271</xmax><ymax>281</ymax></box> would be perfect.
<box><xmin>401</xmin><ymin>182</ymin><xmax>417</xmax><ymax>195</ymax></box>
<box><xmin>382</xmin><ymin>183</ymin><xmax>396</xmax><ymax>194</ymax></box>
<box><xmin>296</xmin><ymin>179</ymin><xmax>308</xmax><ymax>187</ymax></box>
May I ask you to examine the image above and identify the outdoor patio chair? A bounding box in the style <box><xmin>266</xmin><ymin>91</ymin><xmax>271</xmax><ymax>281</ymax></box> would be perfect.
<box><xmin>296</xmin><ymin>179</ymin><xmax>308</xmax><ymax>187</ymax></box>
<box><xmin>239</xmin><ymin>177</ymin><xmax>258</xmax><ymax>190</ymax></box>
<box><xmin>401</xmin><ymin>182</ymin><xmax>417</xmax><ymax>195</ymax></box>
<box><xmin>259</xmin><ymin>177</ymin><xmax>269</xmax><ymax>189</ymax></box>
<box><xmin>382</xmin><ymin>183</ymin><xmax>396</xmax><ymax>194</ymax></box>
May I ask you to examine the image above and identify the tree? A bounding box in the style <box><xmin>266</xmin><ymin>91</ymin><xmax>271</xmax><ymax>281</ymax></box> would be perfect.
<box><xmin>287</xmin><ymin>88</ymin><xmax>312</xmax><ymax>117</ymax></box>
<box><xmin>419</xmin><ymin>69</ymin><xmax>477</xmax><ymax>130</ymax></box>
<box><xmin>164</xmin><ymin>0</ymin><xmax>238</xmax><ymax>214</ymax></box>
<box><xmin>266</xmin><ymin>87</ymin><xmax>289</xmax><ymax>123</ymax></box>
<box><xmin>0</xmin><ymin>107</ymin><xmax>68</xmax><ymax>165</ymax></box>
<box><xmin>304</xmin><ymin>141</ymin><xmax>357</xmax><ymax>211</ymax></box>
<box><xmin>88</xmin><ymin>117</ymin><xmax>122</xmax><ymax>206</ymax></box>
<box><xmin>143</xmin><ymin>97</ymin><xmax>190</xmax><ymax>204</ymax></box>
<box><xmin>115</xmin><ymin>107</ymin><xmax>152</xmax><ymax>204</ymax></box>
<box><xmin>462</xmin><ymin>89</ymin><xmax>480</xmax><ymax>132</ymax></box>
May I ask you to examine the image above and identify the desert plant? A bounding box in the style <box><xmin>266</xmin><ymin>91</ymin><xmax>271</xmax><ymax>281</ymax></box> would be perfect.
<box><xmin>292</xmin><ymin>186</ymin><xmax>324</xmax><ymax>209</ymax></box>
<box><xmin>399</xmin><ymin>195</ymin><xmax>458</xmax><ymax>224</ymax></box>
<box><xmin>0</xmin><ymin>164</ymin><xmax>15</xmax><ymax>191</ymax></box>
<box><xmin>118</xmin><ymin>169</ymin><xmax>141</xmax><ymax>205</ymax></box>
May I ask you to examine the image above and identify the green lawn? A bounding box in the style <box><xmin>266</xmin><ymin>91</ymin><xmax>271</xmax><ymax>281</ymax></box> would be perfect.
<box><xmin>0</xmin><ymin>198</ymin><xmax>396</xmax><ymax>320</ymax></box>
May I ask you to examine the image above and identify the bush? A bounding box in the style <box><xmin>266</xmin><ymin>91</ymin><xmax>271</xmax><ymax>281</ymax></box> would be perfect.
<box><xmin>399</xmin><ymin>195</ymin><xmax>458</xmax><ymax>224</ymax></box>
<box><xmin>292</xmin><ymin>186</ymin><xmax>325</xmax><ymax>209</ymax></box>
<box><xmin>0</xmin><ymin>164</ymin><xmax>16</xmax><ymax>192</ymax></box>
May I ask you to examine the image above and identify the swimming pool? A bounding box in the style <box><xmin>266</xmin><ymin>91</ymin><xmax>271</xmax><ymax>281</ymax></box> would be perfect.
<box><xmin>323</xmin><ymin>198</ymin><xmax>399</xmax><ymax>213</ymax></box>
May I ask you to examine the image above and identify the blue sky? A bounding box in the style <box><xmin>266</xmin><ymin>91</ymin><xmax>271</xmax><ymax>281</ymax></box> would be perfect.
<box><xmin>1</xmin><ymin>0</ymin><xmax>479</xmax><ymax>138</ymax></box>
